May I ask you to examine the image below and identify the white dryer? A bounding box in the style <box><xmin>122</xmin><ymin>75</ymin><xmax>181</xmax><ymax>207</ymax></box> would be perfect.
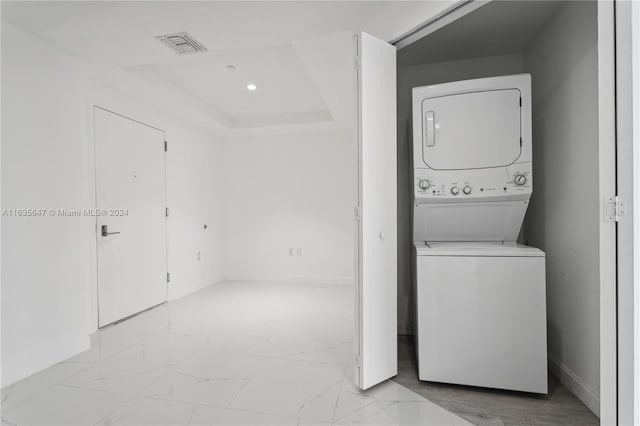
<box><xmin>411</xmin><ymin>74</ymin><xmax>548</xmax><ymax>394</ymax></box>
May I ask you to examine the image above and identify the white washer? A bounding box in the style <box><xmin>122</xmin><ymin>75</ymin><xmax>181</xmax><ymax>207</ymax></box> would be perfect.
<box><xmin>413</xmin><ymin>242</ymin><xmax>547</xmax><ymax>393</ymax></box>
<box><xmin>411</xmin><ymin>74</ymin><xmax>548</xmax><ymax>394</ymax></box>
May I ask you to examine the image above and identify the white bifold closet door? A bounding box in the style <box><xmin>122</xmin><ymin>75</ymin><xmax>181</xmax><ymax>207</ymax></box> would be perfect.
<box><xmin>94</xmin><ymin>107</ymin><xmax>168</xmax><ymax>327</ymax></box>
<box><xmin>354</xmin><ymin>32</ymin><xmax>398</xmax><ymax>390</ymax></box>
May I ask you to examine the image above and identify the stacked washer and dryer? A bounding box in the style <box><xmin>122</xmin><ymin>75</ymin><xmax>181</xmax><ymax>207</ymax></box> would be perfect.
<box><xmin>411</xmin><ymin>74</ymin><xmax>548</xmax><ymax>394</ymax></box>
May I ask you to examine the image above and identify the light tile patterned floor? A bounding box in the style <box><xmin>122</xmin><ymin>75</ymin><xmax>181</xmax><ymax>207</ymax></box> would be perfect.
<box><xmin>1</xmin><ymin>282</ymin><xmax>470</xmax><ymax>426</ymax></box>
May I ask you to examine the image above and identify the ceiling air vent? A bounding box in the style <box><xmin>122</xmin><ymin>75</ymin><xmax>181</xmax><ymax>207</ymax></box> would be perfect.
<box><xmin>156</xmin><ymin>32</ymin><xmax>207</xmax><ymax>55</ymax></box>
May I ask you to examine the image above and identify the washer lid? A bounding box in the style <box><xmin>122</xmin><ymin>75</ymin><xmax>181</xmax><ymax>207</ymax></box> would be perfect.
<box><xmin>421</xmin><ymin>89</ymin><xmax>522</xmax><ymax>170</ymax></box>
<box><xmin>414</xmin><ymin>241</ymin><xmax>545</xmax><ymax>257</ymax></box>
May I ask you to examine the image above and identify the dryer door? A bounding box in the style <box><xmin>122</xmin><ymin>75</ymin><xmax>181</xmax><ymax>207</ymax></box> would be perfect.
<box><xmin>421</xmin><ymin>89</ymin><xmax>522</xmax><ymax>170</ymax></box>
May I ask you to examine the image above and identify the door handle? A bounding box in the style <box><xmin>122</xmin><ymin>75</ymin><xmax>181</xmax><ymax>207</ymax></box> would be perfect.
<box><xmin>101</xmin><ymin>225</ymin><xmax>121</xmax><ymax>237</ymax></box>
<box><xmin>424</xmin><ymin>111</ymin><xmax>435</xmax><ymax>147</ymax></box>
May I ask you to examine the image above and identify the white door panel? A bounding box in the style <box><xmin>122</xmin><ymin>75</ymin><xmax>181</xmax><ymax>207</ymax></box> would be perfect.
<box><xmin>422</xmin><ymin>89</ymin><xmax>522</xmax><ymax>170</ymax></box>
<box><xmin>94</xmin><ymin>107</ymin><xmax>167</xmax><ymax>327</ymax></box>
<box><xmin>355</xmin><ymin>32</ymin><xmax>397</xmax><ymax>390</ymax></box>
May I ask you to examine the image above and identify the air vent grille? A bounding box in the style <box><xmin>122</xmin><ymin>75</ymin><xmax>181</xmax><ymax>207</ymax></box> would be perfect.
<box><xmin>156</xmin><ymin>32</ymin><xmax>207</xmax><ymax>55</ymax></box>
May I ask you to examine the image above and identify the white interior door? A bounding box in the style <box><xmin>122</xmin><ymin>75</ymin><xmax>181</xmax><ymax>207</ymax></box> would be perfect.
<box><xmin>354</xmin><ymin>32</ymin><xmax>397</xmax><ymax>390</ymax></box>
<box><xmin>94</xmin><ymin>107</ymin><xmax>168</xmax><ymax>327</ymax></box>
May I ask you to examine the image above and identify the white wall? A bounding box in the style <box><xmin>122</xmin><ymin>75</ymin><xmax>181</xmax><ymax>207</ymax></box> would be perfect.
<box><xmin>396</xmin><ymin>54</ymin><xmax>526</xmax><ymax>334</ymax></box>
<box><xmin>165</xmin><ymin>124</ymin><xmax>225</xmax><ymax>302</ymax></box>
<box><xmin>1</xmin><ymin>22</ymin><xmax>94</xmax><ymax>387</ymax></box>
<box><xmin>222</xmin><ymin>132</ymin><xmax>355</xmax><ymax>285</ymax></box>
<box><xmin>1</xmin><ymin>23</ymin><xmax>225</xmax><ymax>386</ymax></box>
<box><xmin>523</xmin><ymin>1</ymin><xmax>600</xmax><ymax>414</ymax></box>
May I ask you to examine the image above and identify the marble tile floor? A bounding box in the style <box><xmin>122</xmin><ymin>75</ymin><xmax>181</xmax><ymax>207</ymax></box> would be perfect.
<box><xmin>2</xmin><ymin>282</ymin><xmax>470</xmax><ymax>426</ymax></box>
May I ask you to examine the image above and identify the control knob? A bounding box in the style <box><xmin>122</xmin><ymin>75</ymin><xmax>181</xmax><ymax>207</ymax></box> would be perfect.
<box><xmin>418</xmin><ymin>179</ymin><xmax>431</xmax><ymax>191</ymax></box>
<box><xmin>514</xmin><ymin>174</ymin><xmax>527</xmax><ymax>186</ymax></box>
<box><xmin>462</xmin><ymin>185</ymin><xmax>472</xmax><ymax>195</ymax></box>
<box><xmin>450</xmin><ymin>187</ymin><xmax>459</xmax><ymax>195</ymax></box>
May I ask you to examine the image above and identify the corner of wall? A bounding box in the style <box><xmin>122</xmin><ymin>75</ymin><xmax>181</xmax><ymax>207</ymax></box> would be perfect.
<box><xmin>548</xmin><ymin>355</ymin><xmax>600</xmax><ymax>417</ymax></box>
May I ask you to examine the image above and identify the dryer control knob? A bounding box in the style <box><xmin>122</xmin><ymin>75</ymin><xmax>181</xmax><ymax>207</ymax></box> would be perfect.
<box><xmin>463</xmin><ymin>185</ymin><xmax>472</xmax><ymax>195</ymax></box>
<box><xmin>450</xmin><ymin>187</ymin><xmax>460</xmax><ymax>195</ymax></box>
<box><xmin>418</xmin><ymin>179</ymin><xmax>431</xmax><ymax>190</ymax></box>
<box><xmin>514</xmin><ymin>174</ymin><xmax>527</xmax><ymax>186</ymax></box>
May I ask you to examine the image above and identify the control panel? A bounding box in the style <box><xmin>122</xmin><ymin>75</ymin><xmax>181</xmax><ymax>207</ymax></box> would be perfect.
<box><xmin>414</xmin><ymin>162</ymin><xmax>532</xmax><ymax>201</ymax></box>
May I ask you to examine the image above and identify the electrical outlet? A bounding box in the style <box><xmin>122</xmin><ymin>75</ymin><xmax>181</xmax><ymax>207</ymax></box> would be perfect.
<box><xmin>297</xmin><ymin>248</ymin><xmax>302</xmax><ymax>256</ymax></box>
<box><xmin>289</xmin><ymin>248</ymin><xmax>294</xmax><ymax>256</ymax></box>
<box><xmin>197</xmin><ymin>251</ymin><xmax>201</xmax><ymax>261</ymax></box>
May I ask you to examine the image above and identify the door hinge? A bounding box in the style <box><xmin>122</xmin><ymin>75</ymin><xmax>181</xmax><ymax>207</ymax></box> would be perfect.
<box><xmin>354</xmin><ymin>206</ymin><xmax>360</xmax><ymax>221</ymax></box>
<box><xmin>519</xmin><ymin>97</ymin><xmax>522</xmax><ymax>107</ymax></box>
<box><xmin>164</xmin><ymin>140</ymin><xmax>168</xmax><ymax>152</ymax></box>
<box><xmin>165</xmin><ymin>207</ymin><xmax>169</xmax><ymax>217</ymax></box>
<box><xmin>604</xmin><ymin>196</ymin><xmax>625</xmax><ymax>222</ymax></box>
<box><xmin>354</xmin><ymin>56</ymin><xmax>359</xmax><ymax>70</ymax></box>
<box><xmin>166</xmin><ymin>272</ymin><xmax>171</xmax><ymax>283</ymax></box>
<box><xmin>355</xmin><ymin>355</ymin><xmax>361</xmax><ymax>368</ymax></box>
<box><xmin>520</xmin><ymin>137</ymin><xmax>522</xmax><ymax>147</ymax></box>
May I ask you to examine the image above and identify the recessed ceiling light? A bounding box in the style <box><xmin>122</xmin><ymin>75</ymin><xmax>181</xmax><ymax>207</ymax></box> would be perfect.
<box><xmin>246</xmin><ymin>83</ymin><xmax>257</xmax><ymax>91</ymax></box>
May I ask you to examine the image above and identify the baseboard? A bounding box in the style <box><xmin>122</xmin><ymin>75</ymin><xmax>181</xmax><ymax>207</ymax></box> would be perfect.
<box><xmin>222</xmin><ymin>273</ymin><xmax>354</xmax><ymax>286</ymax></box>
<box><xmin>548</xmin><ymin>355</ymin><xmax>600</xmax><ymax>417</ymax></box>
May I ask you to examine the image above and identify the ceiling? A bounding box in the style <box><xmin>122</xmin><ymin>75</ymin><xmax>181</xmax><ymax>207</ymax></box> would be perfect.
<box><xmin>133</xmin><ymin>44</ymin><xmax>333</xmax><ymax>128</ymax></box>
<box><xmin>1</xmin><ymin>1</ymin><xmax>453</xmax><ymax>136</ymax></box>
<box><xmin>397</xmin><ymin>1</ymin><xmax>566</xmax><ymax>66</ymax></box>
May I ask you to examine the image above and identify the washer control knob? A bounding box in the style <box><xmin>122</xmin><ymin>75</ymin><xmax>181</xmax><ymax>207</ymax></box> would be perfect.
<box><xmin>450</xmin><ymin>186</ymin><xmax>460</xmax><ymax>195</ymax></box>
<box><xmin>462</xmin><ymin>185</ymin><xmax>472</xmax><ymax>195</ymax></box>
<box><xmin>514</xmin><ymin>174</ymin><xmax>527</xmax><ymax>186</ymax></box>
<box><xmin>418</xmin><ymin>179</ymin><xmax>431</xmax><ymax>190</ymax></box>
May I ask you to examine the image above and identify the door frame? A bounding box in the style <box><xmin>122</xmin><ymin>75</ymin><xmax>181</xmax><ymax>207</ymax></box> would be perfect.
<box><xmin>390</xmin><ymin>0</ymin><xmax>619</xmax><ymax>423</ymax></box>
<box><xmin>390</xmin><ymin>0</ymin><xmax>490</xmax><ymax>50</ymax></box>
<box><xmin>613</xmin><ymin>1</ymin><xmax>639</xmax><ymax>423</ymax></box>
<box><xmin>89</xmin><ymin>105</ymin><xmax>169</xmax><ymax>329</ymax></box>
<box><xmin>598</xmin><ymin>1</ymin><xmax>618</xmax><ymax>423</ymax></box>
